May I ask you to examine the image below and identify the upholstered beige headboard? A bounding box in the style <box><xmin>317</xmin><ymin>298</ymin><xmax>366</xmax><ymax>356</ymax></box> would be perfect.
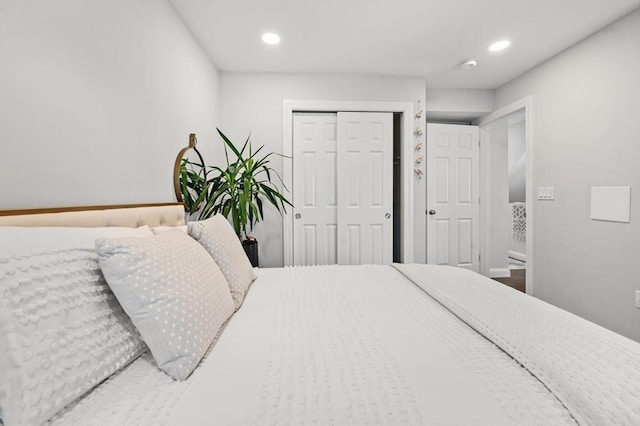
<box><xmin>0</xmin><ymin>203</ymin><xmax>185</xmax><ymax>228</ymax></box>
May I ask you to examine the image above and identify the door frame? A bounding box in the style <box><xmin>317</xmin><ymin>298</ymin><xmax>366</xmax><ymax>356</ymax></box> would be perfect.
<box><xmin>477</xmin><ymin>95</ymin><xmax>535</xmax><ymax>295</ymax></box>
<box><xmin>282</xmin><ymin>100</ymin><xmax>415</xmax><ymax>266</ymax></box>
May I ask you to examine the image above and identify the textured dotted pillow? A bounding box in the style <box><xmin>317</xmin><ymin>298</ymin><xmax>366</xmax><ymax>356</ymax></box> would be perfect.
<box><xmin>188</xmin><ymin>215</ymin><xmax>256</xmax><ymax>310</ymax></box>
<box><xmin>0</xmin><ymin>226</ymin><xmax>152</xmax><ymax>426</ymax></box>
<box><xmin>96</xmin><ymin>229</ymin><xmax>235</xmax><ymax>380</ymax></box>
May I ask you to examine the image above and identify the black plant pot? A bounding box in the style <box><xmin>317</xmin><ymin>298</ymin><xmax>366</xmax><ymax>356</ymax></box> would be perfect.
<box><xmin>242</xmin><ymin>239</ymin><xmax>259</xmax><ymax>267</ymax></box>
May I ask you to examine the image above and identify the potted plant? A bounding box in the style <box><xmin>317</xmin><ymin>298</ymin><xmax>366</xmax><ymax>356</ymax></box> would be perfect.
<box><xmin>179</xmin><ymin>129</ymin><xmax>291</xmax><ymax>266</ymax></box>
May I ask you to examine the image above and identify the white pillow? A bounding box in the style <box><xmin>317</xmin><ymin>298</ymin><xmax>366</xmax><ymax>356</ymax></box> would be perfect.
<box><xmin>96</xmin><ymin>229</ymin><xmax>235</xmax><ymax>380</ymax></box>
<box><xmin>188</xmin><ymin>216</ymin><xmax>256</xmax><ymax>310</ymax></box>
<box><xmin>0</xmin><ymin>226</ymin><xmax>152</xmax><ymax>426</ymax></box>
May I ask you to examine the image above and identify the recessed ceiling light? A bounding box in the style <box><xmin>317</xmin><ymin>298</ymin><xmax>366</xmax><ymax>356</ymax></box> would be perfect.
<box><xmin>261</xmin><ymin>32</ymin><xmax>280</xmax><ymax>45</ymax></box>
<box><xmin>488</xmin><ymin>40</ymin><xmax>510</xmax><ymax>52</ymax></box>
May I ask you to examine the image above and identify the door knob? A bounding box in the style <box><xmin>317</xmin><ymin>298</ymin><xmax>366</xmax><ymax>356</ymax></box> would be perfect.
<box><xmin>295</xmin><ymin>213</ymin><xmax>301</xmax><ymax>219</ymax></box>
<box><xmin>428</xmin><ymin>209</ymin><xmax>436</xmax><ymax>215</ymax></box>
<box><xmin>385</xmin><ymin>213</ymin><xmax>391</xmax><ymax>219</ymax></box>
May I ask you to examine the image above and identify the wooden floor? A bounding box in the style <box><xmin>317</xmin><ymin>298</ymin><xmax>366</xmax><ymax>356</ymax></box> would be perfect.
<box><xmin>493</xmin><ymin>269</ymin><xmax>526</xmax><ymax>293</ymax></box>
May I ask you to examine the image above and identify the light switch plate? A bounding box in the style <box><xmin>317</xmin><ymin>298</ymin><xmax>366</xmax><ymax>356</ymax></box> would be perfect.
<box><xmin>537</xmin><ymin>187</ymin><xmax>554</xmax><ymax>200</ymax></box>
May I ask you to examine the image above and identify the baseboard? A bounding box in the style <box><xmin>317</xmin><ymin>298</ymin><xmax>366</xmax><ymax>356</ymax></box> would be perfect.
<box><xmin>489</xmin><ymin>268</ymin><xmax>511</xmax><ymax>278</ymax></box>
<box><xmin>508</xmin><ymin>250</ymin><xmax>526</xmax><ymax>262</ymax></box>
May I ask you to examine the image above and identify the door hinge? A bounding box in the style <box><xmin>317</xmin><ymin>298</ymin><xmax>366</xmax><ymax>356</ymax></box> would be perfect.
<box><xmin>478</xmin><ymin>254</ymin><xmax>481</xmax><ymax>262</ymax></box>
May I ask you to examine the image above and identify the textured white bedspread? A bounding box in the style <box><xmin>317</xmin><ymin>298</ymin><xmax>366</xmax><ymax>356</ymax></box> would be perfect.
<box><xmin>167</xmin><ymin>265</ymin><xmax>576</xmax><ymax>426</ymax></box>
<box><xmin>51</xmin><ymin>263</ymin><xmax>638</xmax><ymax>426</ymax></box>
<box><xmin>394</xmin><ymin>264</ymin><xmax>640</xmax><ymax>426</ymax></box>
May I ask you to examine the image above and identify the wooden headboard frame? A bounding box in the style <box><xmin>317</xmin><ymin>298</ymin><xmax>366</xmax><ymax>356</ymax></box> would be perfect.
<box><xmin>0</xmin><ymin>202</ymin><xmax>186</xmax><ymax>228</ymax></box>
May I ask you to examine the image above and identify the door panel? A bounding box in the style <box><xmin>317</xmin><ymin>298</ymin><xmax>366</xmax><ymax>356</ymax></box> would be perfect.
<box><xmin>371</xmin><ymin>152</ymin><xmax>384</xmax><ymax>206</ymax></box>
<box><xmin>435</xmin><ymin>219</ymin><xmax>450</xmax><ymax>265</ymax></box>
<box><xmin>302</xmin><ymin>153</ymin><xmax>316</xmax><ymax>206</ymax></box>
<box><xmin>302</xmin><ymin>224</ymin><xmax>317</xmax><ymax>265</ymax></box>
<box><xmin>293</xmin><ymin>113</ymin><xmax>338</xmax><ymax>266</ymax></box>
<box><xmin>347</xmin><ymin>224</ymin><xmax>361</xmax><ymax>264</ymax></box>
<box><xmin>347</xmin><ymin>152</ymin><xmax>361</xmax><ymax>206</ymax></box>
<box><xmin>457</xmin><ymin>219</ymin><xmax>472</xmax><ymax>265</ymax></box>
<box><xmin>326</xmin><ymin>224</ymin><xmax>337</xmax><ymax>264</ymax></box>
<box><xmin>371</xmin><ymin>224</ymin><xmax>384</xmax><ymax>264</ymax></box>
<box><xmin>326</xmin><ymin>152</ymin><xmax>337</xmax><ymax>207</ymax></box>
<box><xmin>435</xmin><ymin>158</ymin><xmax>450</xmax><ymax>203</ymax></box>
<box><xmin>427</xmin><ymin>123</ymin><xmax>480</xmax><ymax>272</ymax></box>
<box><xmin>337</xmin><ymin>112</ymin><xmax>393</xmax><ymax>265</ymax></box>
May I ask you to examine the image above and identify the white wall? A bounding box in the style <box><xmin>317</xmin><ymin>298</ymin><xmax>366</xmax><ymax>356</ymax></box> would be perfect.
<box><xmin>508</xmin><ymin>116</ymin><xmax>526</xmax><ymax>203</ymax></box>
<box><xmin>0</xmin><ymin>0</ymin><xmax>221</xmax><ymax>208</ymax></box>
<box><xmin>496</xmin><ymin>9</ymin><xmax>640</xmax><ymax>341</ymax></box>
<box><xmin>219</xmin><ymin>72</ymin><xmax>426</xmax><ymax>267</ymax></box>
<box><xmin>426</xmin><ymin>88</ymin><xmax>495</xmax><ymax>122</ymax></box>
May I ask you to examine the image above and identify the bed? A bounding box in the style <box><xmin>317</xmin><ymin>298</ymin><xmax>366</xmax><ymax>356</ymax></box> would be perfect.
<box><xmin>0</xmin><ymin>204</ymin><xmax>638</xmax><ymax>426</ymax></box>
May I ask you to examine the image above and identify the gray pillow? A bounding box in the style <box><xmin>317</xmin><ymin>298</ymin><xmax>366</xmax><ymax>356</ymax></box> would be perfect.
<box><xmin>96</xmin><ymin>229</ymin><xmax>235</xmax><ymax>380</ymax></box>
<box><xmin>188</xmin><ymin>215</ymin><xmax>256</xmax><ymax>310</ymax></box>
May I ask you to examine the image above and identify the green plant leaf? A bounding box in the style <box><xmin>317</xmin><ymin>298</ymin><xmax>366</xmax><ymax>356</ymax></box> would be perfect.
<box><xmin>186</xmin><ymin>129</ymin><xmax>294</xmax><ymax>236</ymax></box>
<box><xmin>217</xmin><ymin>128</ymin><xmax>243</xmax><ymax>160</ymax></box>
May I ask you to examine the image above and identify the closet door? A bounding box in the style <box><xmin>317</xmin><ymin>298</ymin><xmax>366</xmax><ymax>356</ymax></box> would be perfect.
<box><xmin>337</xmin><ymin>112</ymin><xmax>393</xmax><ymax>265</ymax></box>
<box><xmin>292</xmin><ymin>113</ymin><xmax>338</xmax><ymax>266</ymax></box>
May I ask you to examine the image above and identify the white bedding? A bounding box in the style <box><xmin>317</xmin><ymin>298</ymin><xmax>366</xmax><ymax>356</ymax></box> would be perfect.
<box><xmin>394</xmin><ymin>264</ymin><xmax>640</xmax><ymax>426</ymax></box>
<box><xmin>49</xmin><ymin>265</ymin><xmax>584</xmax><ymax>426</ymax></box>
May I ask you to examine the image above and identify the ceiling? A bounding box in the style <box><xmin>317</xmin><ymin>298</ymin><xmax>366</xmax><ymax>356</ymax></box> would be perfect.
<box><xmin>171</xmin><ymin>0</ymin><xmax>639</xmax><ymax>89</ymax></box>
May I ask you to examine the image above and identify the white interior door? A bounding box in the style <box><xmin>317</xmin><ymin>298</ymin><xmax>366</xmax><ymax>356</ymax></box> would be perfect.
<box><xmin>337</xmin><ymin>112</ymin><xmax>393</xmax><ymax>265</ymax></box>
<box><xmin>292</xmin><ymin>113</ymin><xmax>338</xmax><ymax>266</ymax></box>
<box><xmin>426</xmin><ymin>123</ymin><xmax>480</xmax><ymax>272</ymax></box>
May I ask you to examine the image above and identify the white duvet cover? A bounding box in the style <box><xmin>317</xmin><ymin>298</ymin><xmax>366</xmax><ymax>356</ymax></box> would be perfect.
<box><xmin>394</xmin><ymin>264</ymin><xmax>640</xmax><ymax>426</ymax></box>
<box><xmin>51</xmin><ymin>264</ymin><xmax>592</xmax><ymax>426</ymax></box>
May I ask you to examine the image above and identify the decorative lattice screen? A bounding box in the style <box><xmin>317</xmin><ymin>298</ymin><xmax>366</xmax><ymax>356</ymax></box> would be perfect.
<box><xmin>512</xmin><ymin>202</ymin><xmax>526</xmax><ymax>242</ymax></box>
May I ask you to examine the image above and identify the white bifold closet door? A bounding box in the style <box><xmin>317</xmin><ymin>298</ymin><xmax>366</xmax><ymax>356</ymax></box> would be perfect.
<box><xmin>292</xmin><ymin>112</ymin><xmax>393</xmax><ymax>266</ymax></box>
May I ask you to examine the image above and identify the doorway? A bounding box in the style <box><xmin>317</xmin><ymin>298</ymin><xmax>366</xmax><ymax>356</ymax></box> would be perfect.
<box><xmin>482</xmin><ymin>111</ymin><xmax>527</xmax><ymax>292</ymax></box>
<box><xmin>478</xmin><ymin>96</ymin><xmax>534</xmax><ymax>295</ymax></box>
<box><xmin>282</xmin><ymin>100</ymin><xmax>415</xmax><ymax>266</ymax></box>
